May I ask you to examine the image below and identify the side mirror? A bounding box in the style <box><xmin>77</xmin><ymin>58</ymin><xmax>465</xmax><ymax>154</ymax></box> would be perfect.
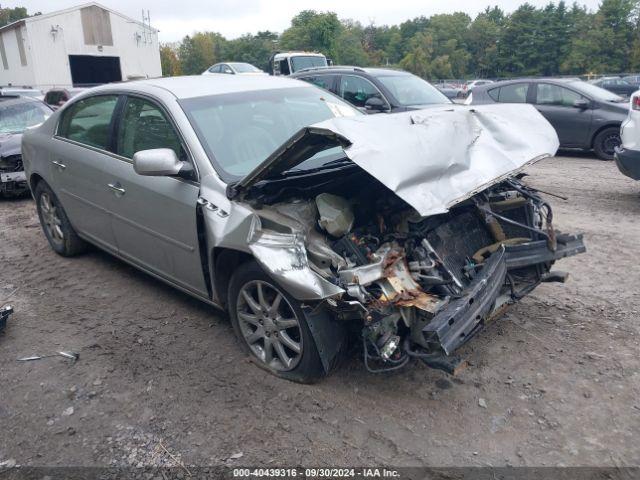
<box><xmin>133</xmin><ymin>148</ymin><xmax>185</xmax><ymax>176</ymax></box>
<box><xmin>573</xmin><ymin>99</ymin><xmax>589</xmax><ymax>109</ymax></box>
<box><xmin>364</xmin><ymin>96</ymin><xmax>388</xmax><ymax>113</ymax></box>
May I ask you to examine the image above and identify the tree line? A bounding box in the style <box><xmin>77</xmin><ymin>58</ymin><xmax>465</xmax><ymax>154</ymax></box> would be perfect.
<box><xmin>162</xmin><ymin>0</ymin><xmax>640</xmax><ymax>80</ymax></box>
<box><xmin>2</xmin><ymin>1</ymin><xmax>638</xmax><ymax>81</ymax></box>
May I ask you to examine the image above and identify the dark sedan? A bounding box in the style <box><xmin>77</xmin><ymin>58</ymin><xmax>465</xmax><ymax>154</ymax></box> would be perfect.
<box><xmin>0</xmin><ymin>95</ymin><xmax>52</xmax><ymax>196</ymax></box>
<box><xmin>590</xmin><ymin>77</ymin><xmax>636</xmax><ymax>98</ymax></box>
<box><xmin>291</xmin><ymin>67</ymin><xmax>450</xmax><ymax>113</ymax></box>
<box><xmin>469</xmin><ymin>78</ymin><xmax>629</xmax><ymax>160</ymax></box>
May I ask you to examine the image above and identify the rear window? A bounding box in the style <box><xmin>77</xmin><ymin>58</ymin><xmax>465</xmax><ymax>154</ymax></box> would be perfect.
<box><xmin>300</xmin><ymin>75</ymin><xmax>335</xmax><ymax>91</ymax></box>
<box><xmin>489</xmin><ymin>83</ymin><xmax>529</xmax><ymax>103</ymax></box>
<box><xmin>58</xmin><ymin>95</ymin><xmax>118</xmax><ymax>150</ymax></box>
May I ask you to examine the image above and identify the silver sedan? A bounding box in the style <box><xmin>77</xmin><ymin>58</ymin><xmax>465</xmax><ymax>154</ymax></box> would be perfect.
<box><xmin>22</xmin><ymin>75</ymin><xmax>584</xmax><ymax>382</ymax></box>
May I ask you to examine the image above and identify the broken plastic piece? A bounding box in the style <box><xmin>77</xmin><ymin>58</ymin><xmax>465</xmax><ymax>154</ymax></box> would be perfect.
<box><xmin>17</xmin><ymin>351</ymin><xmax>79</xmax><ymax>362</ymax></box>
<box><xmin>315</xmin><ymin>193</ymin><xmax>354</xmax><ymax>237</ymax></box>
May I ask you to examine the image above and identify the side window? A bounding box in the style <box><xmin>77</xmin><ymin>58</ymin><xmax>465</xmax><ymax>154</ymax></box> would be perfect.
<box><xmin>339</xmin><ymin>75</ymin><xmax>383</xmax><ymax>108</ymax></box>
<box><xmin>209</xmin><ymin>65</ymin><xmax>221</xmax><ymax>73</ymax></box>
<box><xmin>301</xmin><ymin>75</ymin><xmax>335</xmax><ymax>91</ymax></box>
<box><xmin>488</xmin><ymin>87</ymin><xmax>500</xmax><ymax>101</ymax></box>
<box><xmin>222</xmin><ymin>64</ymin><xmax>233</xmax><ymax>74</ymax></box>
<box><xmin>58</xmin><ymin>95</ymin><xmax>118</xmax><ymax>150</ymax></box>
<box><xmin>278</xmin><ymin>59</ymin><xmax>290</xmax><ymax>75</ymax></box>
<box><xmin>116</xmin><ymin>96</ymin><xmax>185</xmax><ymax>160</ymax></box>
<box><xmin>498</xmin><ymin>83</ymin><xmax>528</xmax><ymax>103</ymax></box>
<box><xmin>46</xmin><ymin>91</ymin><xmax>63</xmax><ymax>106</ymax></box>
<box><xmin>536</xmin><ymin>84</ymin><xmax>582</xmax><ymax>107</ymax></box>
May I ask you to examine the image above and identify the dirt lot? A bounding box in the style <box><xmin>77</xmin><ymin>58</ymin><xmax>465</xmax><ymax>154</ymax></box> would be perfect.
<box><xmin>1</xmin><ymin>154</ymin><xmax>639</xmax><ymax>468</ymax></box>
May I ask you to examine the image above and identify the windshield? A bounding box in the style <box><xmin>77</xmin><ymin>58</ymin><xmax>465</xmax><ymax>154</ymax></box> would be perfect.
<box><xmin>290</xmin><ymin>56</ymin><xmax>327</xmax><ymax>73</ymax></box>
<box><xmin>570</xmin><ymin>81</ymin><xmax>624</xmax><ymax>102</ymax></box>
<box><xmin>180</xmin><ymin>86</ymin><xmax>359</xmax><ymax>180</ymax></box>
<box><xmin>230</xmin><ymin>63</ymin><xmax>261</xmax><ymax>73</ymax></box>
<box><xmin>0</xmin><ymin>99</ymin><xmax>51</xmax><ymax>134</ymax></box>
<box><xmin>377</xmin><ymin>74</ymin><xmax>450</xmax><ymax>106</ymax></box>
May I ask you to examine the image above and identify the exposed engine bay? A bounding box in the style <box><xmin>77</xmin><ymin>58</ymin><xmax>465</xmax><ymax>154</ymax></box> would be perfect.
<box><xmin>247</xmin><ymin>166</ymin><xmax>585</xmax><ymax>374</ymax></box>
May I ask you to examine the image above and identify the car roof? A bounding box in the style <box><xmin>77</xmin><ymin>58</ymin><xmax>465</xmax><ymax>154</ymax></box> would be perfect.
<box><xmin>291</xmin><ymin>66</ymin><xmax>412</xmax><ymax>77</ymax></box>
<box><xmin>84</xmin><ymin>75</ymin><xmax>312</xmax><ymax>99</ymax></box>
<box><xmin>474</xmin><ymin>78</ymin><xmax>583</xmax><ymax>90</ymax></box>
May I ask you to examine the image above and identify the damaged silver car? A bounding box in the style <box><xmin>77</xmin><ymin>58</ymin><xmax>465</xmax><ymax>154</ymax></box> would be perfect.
<box><xmin>22</xmin><ymin>76</ymin><xmax>585</xmax><ymax>382</ymax></box>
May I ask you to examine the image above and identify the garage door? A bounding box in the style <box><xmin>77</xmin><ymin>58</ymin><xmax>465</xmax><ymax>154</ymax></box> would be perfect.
<box><xmin>69</xmin><ymin>55</ymin><xmax>122</xmax><ymax>86</ymax></box>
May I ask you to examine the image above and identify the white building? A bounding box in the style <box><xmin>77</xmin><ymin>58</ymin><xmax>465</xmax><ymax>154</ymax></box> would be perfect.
<box><xmin>0</xmin><ymin>2</ymin><xmax>161</xmax><ymax>90</ymax></box>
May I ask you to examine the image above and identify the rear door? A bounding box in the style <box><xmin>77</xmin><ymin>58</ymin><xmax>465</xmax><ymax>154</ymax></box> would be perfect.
<box><xmin>52</xmin><ymin>94</ymin><xmax>120</xmax><ymax>252</ymax></box>
<box><xmin>106</xmin><ymin>94</ymin><xmax>208</xmax><ymax>297</ymax></box>
<box><xmin>533</xmin><ymin>83</ymin><xmax>592</xmax><ymax>147</ymax></box>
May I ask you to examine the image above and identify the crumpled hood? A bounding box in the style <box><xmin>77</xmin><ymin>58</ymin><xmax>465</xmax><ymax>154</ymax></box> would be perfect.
<box><xmin>0</xmin><ymin>133</ymin><xmax>22</xmax><ymax>158</ymax></box>
<box><xmin>236</xmin><ymin>104</ymin><xmax>559</xmax><ymax>217</ymax></box>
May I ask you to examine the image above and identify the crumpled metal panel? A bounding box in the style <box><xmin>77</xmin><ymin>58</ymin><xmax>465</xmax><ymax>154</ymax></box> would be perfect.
<box><xmin>248</xmin><ymin>230</ymin><xmax>345</xmax><ymax>301</ymax></box>
<box><xmin>311</xmin><ymin>104</ymin><xmax>559</xmax><ymax>217</ymax></box>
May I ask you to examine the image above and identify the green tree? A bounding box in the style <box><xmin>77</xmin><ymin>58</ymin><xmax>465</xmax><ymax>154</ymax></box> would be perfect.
<box><xmin>280</xmin><ymin>10</ymin><xmax>342</xmax><ymax>58</ymax></box>
<box><xmin>0</xmin><ymin>5</ymin><xmax>29</xmax><ymax>27</ymax></box>
<box><xmin>178</xmin><ymin>32</ymin><xmax>227</xmax><ymax>75</ymax></box>
<box><xmin>160</xmin><ymin>44</ymin><xmax>181</xmax><ymax>76</ymax></box>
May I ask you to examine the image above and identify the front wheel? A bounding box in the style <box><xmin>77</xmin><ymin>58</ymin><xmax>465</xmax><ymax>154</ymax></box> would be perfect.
<box><xmin>593</xmin><ymin>127</ymin><xmax>621</xmax><ymax>161</ymax></box>
<box><xmin>228</xmin><ymin>261</ymin><xmax>327</xmax><ymax>383</ymax></box>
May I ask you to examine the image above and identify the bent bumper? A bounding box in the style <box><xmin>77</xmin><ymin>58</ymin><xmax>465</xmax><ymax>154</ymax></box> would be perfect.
<box><xmin>615</xmin><ymin>148</ymin><xmax>640</xmax><ymax>180</ymax></box>
<box><xmin>0</xmin><ymin>170</ymin><xmax>27</xmax><ymax>194</ymax></box>
<box><xmin>420</xmin><ymin>234</ymin><xmax>586</xmax><ymax>355</ymax></box>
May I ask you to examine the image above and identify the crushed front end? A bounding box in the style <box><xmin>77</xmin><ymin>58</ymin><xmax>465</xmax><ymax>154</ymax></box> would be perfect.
<box><xmin>0</xmin><ymin>153</ymin><xmax>27</xmax><ymax>196</ymax></box>
<box><xmin>322</xmin><ymin>179</ymin><xmax>584</xmax><ymax>373</ymax></box>
<box><xmin>246</xmin><ymin>174</ymin><xmax>585</xmax><ymax>374</ymax></box>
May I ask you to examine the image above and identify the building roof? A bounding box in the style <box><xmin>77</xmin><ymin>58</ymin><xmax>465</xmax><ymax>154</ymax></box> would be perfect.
<box><xmin>0</xmin><ymin>2</ymin><xmax>158</xmax><ymax>34</ymax></box>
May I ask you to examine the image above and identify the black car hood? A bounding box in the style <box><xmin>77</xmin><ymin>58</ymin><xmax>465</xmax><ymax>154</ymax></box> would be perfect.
<box><xmin>0</xmin><ymin>133</ymin><xmax>22</xmax><ymax>158</ymax></box>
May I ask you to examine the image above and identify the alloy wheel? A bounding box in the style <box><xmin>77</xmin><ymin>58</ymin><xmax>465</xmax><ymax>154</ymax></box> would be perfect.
<box><xmin>602</xmin><ymin>133</ymin><xmax>621</xmax><ymax>156</ymax></box>
<box><xmin>236</xmin><ymin>280</ymin><xmax>303</xmax><ymax>371</ymax></box>
<box><xmin>40</xmin><ymin>192</ymin><xmax>64</xmax><ymax>246</ymax></box>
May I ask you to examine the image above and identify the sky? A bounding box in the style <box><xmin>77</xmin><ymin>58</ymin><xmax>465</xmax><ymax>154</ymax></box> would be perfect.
<box><xmin>8</xmin><ymin>0</ymin><xmax>603</xmax><ymax>42</ymax></box>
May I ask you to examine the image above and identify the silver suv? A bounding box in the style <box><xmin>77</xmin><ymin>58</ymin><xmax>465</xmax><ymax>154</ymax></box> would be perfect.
<box><xmin>22</xmin><ymin>75</ymin><xmax>585</xmax><ymax>382</ymax></box>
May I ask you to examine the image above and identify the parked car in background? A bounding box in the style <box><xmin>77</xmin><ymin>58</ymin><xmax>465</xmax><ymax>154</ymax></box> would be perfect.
<box><xmin>0</xmin><ymin>95</ymin><xmax>52</xmax><ymax>197</ymax></box>
<box><xmin>615</xmin><ymin>91</ymin><xmax>640</xmax><ymax>180</ymax></box>
<box><xmin>268</xmin><ymin>52</ymin><xmax>329</xmax><ymax>76</ymax></box>
<box><xmin>21</xmin><ymin>75</ymin><xmax>584</xmax><ymax>381</ymax></box>
<box><xmin>0</xmin><ymin>86</ymin><xmax>44</xmax><ymax>100</ymax></box>
<box><xmin>435</xmin><ymin>82</ymin><xmax>463</xmax><ymax>99</ymax></box>
<box><xmin>291</xmin><ymin>67</ymin><xmax>450</xmax><ymax>112</ymax></box>
<box><xmin>462</xmin><ymin>79</ymin><xmax>493</xmax><ymax>98</ymax></box>
<box><xmin>202</xmin><ymin>62</ymin><xmax>266</xmax><ymax>75</ymax></box>
<box><xmin>622</xmin><ymin>75</ymin><xmax>640</xmax><ymax>89</ymax></box>
<box><xmin>590</xmin><ymin>77</ymin><xmax>636</xmax><ymax>97</ymax></box>
<box><xmin>469</xmin><ymin>78</ymin><xmax>629</xmax><ymax>160</ymax></box>
<box><xmin>44</xmin><ymin>87</ymin><xmax>86</xmax><ymax>110</ymax></box>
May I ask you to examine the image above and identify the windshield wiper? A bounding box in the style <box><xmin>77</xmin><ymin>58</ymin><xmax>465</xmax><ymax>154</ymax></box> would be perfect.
<box><xmin>282</xmin><ymin>157</ymin><xmax>353</xmax><ymax>176</ymax></box>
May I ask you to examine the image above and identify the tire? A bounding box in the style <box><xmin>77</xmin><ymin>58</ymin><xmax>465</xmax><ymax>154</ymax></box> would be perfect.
<box><xmin>34</xmin><ymin>181</ymin><xmax>87</xmax><ymax>256</ymax></box>
<box><xmin>593</xmin><ymin>127</ymin><xmax>621</xmax><ymax>161</ymax></box>
<box><xmin>228</xmin><ymin>261</ymin><xmax>327</xmax><ymax>383</ymax></box>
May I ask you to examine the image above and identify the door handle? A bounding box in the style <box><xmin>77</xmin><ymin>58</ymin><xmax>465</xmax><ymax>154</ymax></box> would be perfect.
<box><xmin>52</xmin><ymin>160</ymin><xmax>66</xmax><ymax>170</ymax></box>
<box><xmin>107</xmin><ymin>183</ymin><xmax>126</xmax><ymax>195</ymax></box>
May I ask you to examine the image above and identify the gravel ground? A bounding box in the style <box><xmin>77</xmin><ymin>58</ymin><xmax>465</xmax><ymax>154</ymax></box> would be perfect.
<box><xmin>0</xmin><ymin>154</ymin><xmax>639</xmax><ymax>468</ymax></box>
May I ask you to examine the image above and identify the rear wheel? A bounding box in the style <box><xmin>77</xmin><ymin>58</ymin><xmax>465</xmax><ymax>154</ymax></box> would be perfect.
<box><xmin>593</xmin><ymin>127</ymin><xmax>621</xmax><ymax>160</ymax></box>
<box><xmin>228</xmin><ymin>261</ymin><xmax>326</xmax><ymax>383</ymax></box>
<box><xmin>34</xmin><ymin>181</ymin><xmax>87</xmax><ymax>256</ymax></box>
